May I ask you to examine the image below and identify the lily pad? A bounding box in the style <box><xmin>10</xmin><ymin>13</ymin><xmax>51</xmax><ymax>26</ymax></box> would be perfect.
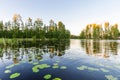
<box><xmin>10</xmin><ymin>73</ymin><xmax>20</xmax><ymax>79</ymax></box>
<box><xmin>53</xmin><ymin>63</ymin><xmax>58</xmax><ymax>66</ymax></box>
<box><xmin>0</xmin><ymin>78</ymin><xmax>2</xmax><ymax>80</ymax></box>
<box><xmin>56</xmin><ymin>60</ymin><xmax>60</xmax><ymax>63</ymax></box>
<box><xmin>100</xmin><ymin>68</ymin><xmax>109</xmax><ymax>72</ymax></box>
<box><xmin>4</xmin><ymin>70</ymin><xmax>11</xmax><ymax>73</ymax></box>
<box><xmin>6</xmin><ymin>64</ymin><xmax>14</xmax><ymax>69</ymax></box>
<box><xmin>53</xmin><ymin>78</ymin><xmax>62</xmax><ymax>80</ymax></box>
<box><xmin>60</xmin><ymin>66</ymin><xmax>67</xmax><ymax>69</ymax></box>
<box><xmin>32</xmin><ymin>62</ymin><xmax>39</xmax><ymax>65</ymax></box>
<box><xmin>52</xmin><ymin>65</ymin><xmax>59</xmax><ymax>69</ymax></box>
<box><xmin>32</xmin><ymin>64</ymin><xmax>51</xmax><ymax>73</ymax></box>
<box><xmin>105</xmin><ymin>75</ymin><xmax>118</xmax><ymax>80</ymax></box>
<box><xmin>43</xmin><ymin>74</ymin><xmax>52</xmax><ymax>79</ymax></box>
<box><xmin>87</xmin><ymin>67</ymin><xmax>99</xmax><ymax>71</ymax></box>
<box><xmin>77</xmin><ymin>65</ymin><xmax>87</xmax><ymax>70</ymax></box>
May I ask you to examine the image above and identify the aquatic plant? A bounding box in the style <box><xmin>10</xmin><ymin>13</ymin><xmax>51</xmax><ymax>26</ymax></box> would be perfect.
<box><xmin>9</xmin><ymin>73</ymin><xmax>20</xmax><ymax>79</ymax></box>
<box><xmin>60</xmin><ymin>66</ymin><xmax>67</xmax><ymax>69</ymax></box>
<box><xmin>100</xmin><ymin>68</ymin><xmax>109</xmax><ymax>72</ymax></box>
<box><xmin>52</xmin><ymin>65</ymin><xmax>59</xmax><ymax>69</ymax></box>
<box><xmin>4</xmin><ymin>70</ymin><xmax>11</xmax><ymax>73</ymax></box>
<box><xmin>77</xmin><ymin>65</ymin><xmax>87</xmax><ymax>70</ymax></box>
<box><xmin>105</xmin><ymin>75</ymin><xmax>118</xmax><ymax>80</ymax></box>
<box><xmin>53</xmin><ymin>63</ymin><xmax>58</xmax><ymax>66</ymax></box>
<box><xmin>43</xmin><ymin>74</ymin><xmax>52</xmax><ymax>79</ymax></box>
<box><xmin>32</xmin><ymin>62</ymin><xmax>39</xmax><ymax>65</ymax></box>
<box><xmin>56</xmin><ymin>60</ymin><xmax>60</xmax><ymax>63</ymax></box>
<box><xmin>32</xmin><ymin>64</ymin><xmax>50</xmax><ymax>73</ymax></box>
<box><xmin>53</xmin><ymin>78</ymin><xmax>62</xmax><ymax>80</ymax></box>
<box><xmin>87</xmin><ymin>67</ymin><xmax>99</xmax><ymax>71</ymax></box>
<box><xmin>6</xmin><ymin>64</ymin><xmax>14</xmax><ymax>69</ymax></box>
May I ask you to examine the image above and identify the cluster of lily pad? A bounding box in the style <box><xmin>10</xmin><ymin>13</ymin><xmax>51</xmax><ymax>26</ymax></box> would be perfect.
<box><xmin>52</xmin><ymin>63</ymin><xmax>67</xmax><ymax>70</ymax></box>
<box><xmin>4</xmin><ymin>59</ymin><xmax>118</xmax><ymax>80</ymax></box>
<box><xmin>77</xmin><ymin>65</ymin><xmax>109</xmax><ymax>72</ymax></box>
<box><xmin>105</xmin><ymin>75</ymin><xmax>118</xmax><ymax>80</ymax></box>
<box><xmin>43</xmin><ymin>74</ymin><xmax>62</xmax><ymax>80</ymax></box>
<box><xmin>32</xmin><ymin>64</ymin><xmax>51</xmax><ymax>73</ymax></box>
<box><xmin>4</xmin><ymin>63</ymin><xmax>21</xmax><ymax>79</ymax></box>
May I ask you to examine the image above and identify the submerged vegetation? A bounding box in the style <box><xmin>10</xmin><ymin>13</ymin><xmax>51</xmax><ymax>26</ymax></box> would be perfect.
<box><xmin>80</xmin><ymin>22</ymin><xmax>120</xmax><ymax>39</ymax></box>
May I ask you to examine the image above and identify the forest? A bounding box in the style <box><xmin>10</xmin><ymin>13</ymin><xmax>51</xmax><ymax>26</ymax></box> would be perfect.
<box><xmin>0</xmin><ymin>14</ymin><xmax>70</xmax><ymax>40</ymax></box>
<box><xmin>80</xmin><ymin>22</ymin><xmax>120</xmax><ymax>39</ymax></box>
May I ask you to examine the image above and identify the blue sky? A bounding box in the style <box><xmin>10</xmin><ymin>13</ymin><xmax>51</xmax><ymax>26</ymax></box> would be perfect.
<box><xmin>0</xmin><ymin>0</ymin><xmax>120</xmax><ymax>35</ymax></box>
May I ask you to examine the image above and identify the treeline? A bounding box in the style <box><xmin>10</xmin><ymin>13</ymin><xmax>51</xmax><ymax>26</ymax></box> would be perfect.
<box><xmin>80</xmin><ymin>22</ymin><xmax>120</xmax><ymax>39</ymax></box>
<box><xmin>0</xmin><ymin>14</ymin><xmax>70</xmax><ymax>40</ymax></box>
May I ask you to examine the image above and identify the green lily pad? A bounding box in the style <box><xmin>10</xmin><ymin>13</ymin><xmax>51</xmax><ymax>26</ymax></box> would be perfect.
<box><xmin>0</xmin><ymin>79</ymin><xmax>2</xmax><ymax>80</ymax></box>
<box><xmin>105</xmin><ymin>75</ymin><xmax>118</xmax><ymax>80</ymax></box>
<box><xmin>32</xmin><ymin>64</ymin><xmax>51</xmax><ymax>73</ymax></box>
<box><xmin>43</xmin><ymin>74</ymin><xmax>52</xmax><ymax>79</ymax></box>
<box><xmin>53</xmin><ymin>78</ymin><xmax>62</xmax><ymax>80</ymax></box>
<box><xmin>56</xmin><ymin>60</ymin><xmax>60</xmax><ymax>63</ymax></box>
<box><xmin>53</xmin><ymin>63</ymin><xmax>58</xmax><ymax>66</ymax></box>
<box><xmin>4</xmin><ymin>70</ymin><xmax>11</xmax><ymax>73</ymax></box>
<box><xmin>33</xmin><ymin>62</ymin><xmax>39</xmax><ymax>65</ymax></box>
<box><xmin>52</xmin><ymin>65</ymin><xmax>59</xmax><ymax>69</ymax></box>
<box><xmin>10</xmin><ymin>73</ymin><xmax>20</xmax><ymax>79</ymax></box>
<box><xmin>87</xmin><ymin>67</ymin><xmax>99</xmax><ymax>71</ymax></box>
<box><xmin>77</xmin><ymin>65</ymin><xmax>87</xmax><ymax>70</ymax></box>
<box><xmin>105</xmin><ymin>65</ymin><xmax>112</xmax><ymax>68</ymax></box>
<box><xmin>6</xmin><ymin>64</ymin><xmax>14</xmax><ymax>69</ymax></box>
<box><xmin>39</xmin><ymin>59</ymin><xmax>44</xmax><ymax>62</ymax></box>
<box><xmin>100</xmin><ymin>68</ymin><xmax>109</xmax><ymax>72</ymax></box>
<box><xmin>60</xmin><ymin>66</ymin><xmax>67</xmax><ymax>69</ymax></box>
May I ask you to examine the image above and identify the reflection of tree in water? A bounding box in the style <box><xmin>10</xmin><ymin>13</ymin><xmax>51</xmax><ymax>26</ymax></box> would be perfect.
<box><xmin>0</xmin><ymin>39</ymin><xmax>70</xmax><ymax>64</ymax></box>
<box><xmin>110</xmin><ymin>42</ymin><xmax>118</xmax><ymax>55</ymax></box>
<box><xmin>80</xmin><ymin>40</ymin><xmax>118</xmax><ymax>58</ymax></box>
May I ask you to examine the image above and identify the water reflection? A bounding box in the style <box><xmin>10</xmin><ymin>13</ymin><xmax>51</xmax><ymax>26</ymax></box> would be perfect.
<box><xmin>0</xmin><ymin>40</ymin><xmax>70</xmax><ymax>64</ymax></box>
<box><xmin>80</xmin><ymin>40</ymin><xmax>119</xmax><ymax>58</ymax></box>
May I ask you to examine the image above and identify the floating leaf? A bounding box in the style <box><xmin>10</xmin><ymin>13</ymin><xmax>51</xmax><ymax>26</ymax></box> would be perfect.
<box><xmin>33</xmin><ymin>62</ymin><xmax>39</xmax><ymax>65</ymax></box>
<box><xmin>105</xmin><ymin>75</ymin><xmax>118</xmax><ymax>80</ymax></box>
<box><xmin>53</xmin><ymin>63</ymin><xmax>58</xmax><ymax>66</ymax></box>
<box><xmin>60</xmin><ymin>66</ymin><xmax>67</xmax><ymax>69</ymax></box>
<box><xmin>56</xmin><ymin>60</ymin><xmax>60</xmax><ymax>63</ymax></box>
<box><xmin>32</xmin><ymin>64</ymin><xmax>50</xmax><ymax>73</ymax></box>
<box><xmin>53</xmin><ymin>78</ymin><xmax>62</xmax><ymax>80</ymax></box>
<box><xmin>10</xmin><ymin>73</ymin><xmax>20</xmax><ymax>79</ymax></box>
<box><xmin>87</xmin><ymin>67</ymin><xmax>99</xmax><ymax>71</ymax></box>
<box><xmin>43</xmin><ymin>74</ymin><xmax>52</xmax><ymax>79</ymax></box>
<box><xmin>77</xmin><ymin>65</ymin><xmax>87</xmax><ymax>70</ymax></box>
<box><xmin>39</xmin><ymin>59</ymin><xmax>44</xmax><ymax>62</ymax></box>
<box><xmin>0</xmin><ymin>78</ymin><xmax>2</xmax><ymax>80</ymax></box>
<box><xmin>52</xmin><ymin>65</ymin><xmax>59</xmax><ymax>69</ymax></box>
<box><xmin>100</xmin><ymin>68</ymin><xmax>109</xmax><ymax>72</ymax></box>
<box><xmin>4</xmin><ymin>70</ymin><xmax>11</xmax><ymax>73</ymax></box>
<box><xmin>32</xmin><ymin>67</ymin><xmax>39</xmax><ymax>73</ymax></box>
<box><xmin>6</xmin><ymin>64</ymin><xmax>14</xmax><ymax>69</ymax></box>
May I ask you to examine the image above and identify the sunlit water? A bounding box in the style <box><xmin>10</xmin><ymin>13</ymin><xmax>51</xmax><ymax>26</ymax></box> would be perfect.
<box><xmin>0</xmin><ymin>39</ymin><xmax>120</xmax><ymax>80</ymax></box>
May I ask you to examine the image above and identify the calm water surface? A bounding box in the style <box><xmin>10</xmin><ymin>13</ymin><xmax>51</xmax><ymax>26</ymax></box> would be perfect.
<box><xmin>0</xmin><ymin>39</ymin><xmax>120</xmax><ymax>80</ymax></box>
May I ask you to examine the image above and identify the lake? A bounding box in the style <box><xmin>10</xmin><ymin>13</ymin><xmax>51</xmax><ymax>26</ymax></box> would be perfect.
<box><xmin>0</xmin><ymin>39</ymin><xmax>120</xmax><ymax>80</ymax></box>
